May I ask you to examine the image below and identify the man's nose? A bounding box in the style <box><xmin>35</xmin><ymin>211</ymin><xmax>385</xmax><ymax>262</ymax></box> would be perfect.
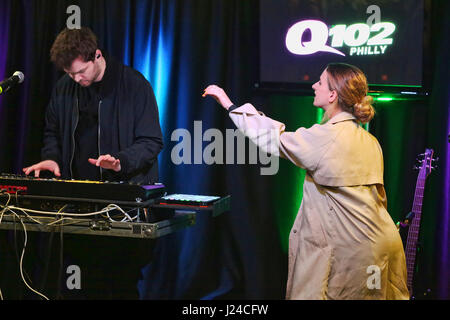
<box><xmin>74</xmin><ymin>74</ymin><xmax>82</xmax><ymax>83</ymax></box>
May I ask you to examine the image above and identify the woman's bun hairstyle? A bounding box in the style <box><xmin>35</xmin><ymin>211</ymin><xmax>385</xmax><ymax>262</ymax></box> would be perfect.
<box><xmin>353</xmin><ymin>95</ymin><xmax>375</xmax><ymax>124</ymax></box>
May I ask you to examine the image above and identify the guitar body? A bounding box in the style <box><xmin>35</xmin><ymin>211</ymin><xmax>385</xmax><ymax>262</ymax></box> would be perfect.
<box><xmin>399</xmin><ymin>148</ymin><xmax>435</xmax><ymax>299</ymax></box>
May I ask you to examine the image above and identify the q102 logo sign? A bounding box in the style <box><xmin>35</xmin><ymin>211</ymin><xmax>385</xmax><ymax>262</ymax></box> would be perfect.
<box><xmin>285</xmin><ymin>20</ymin><xmax>396</xmax><ymax>57</ymax></box>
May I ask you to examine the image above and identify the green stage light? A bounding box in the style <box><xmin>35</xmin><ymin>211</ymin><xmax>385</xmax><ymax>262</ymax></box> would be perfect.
<box><xmin>376</xmin><ymin>97</ymin><xmax>394</xmax><ymax>101</ymax></box>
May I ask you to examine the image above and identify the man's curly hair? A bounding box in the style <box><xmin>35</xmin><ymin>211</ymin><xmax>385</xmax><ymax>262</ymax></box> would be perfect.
<box><xmin>50</xmin><ymin>27</ymin><xmax>98</xmax><ymax>70</ymax></box>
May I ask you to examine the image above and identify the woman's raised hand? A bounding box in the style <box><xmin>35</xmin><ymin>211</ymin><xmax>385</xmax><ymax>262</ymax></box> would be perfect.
<box><xmin>202</xmin><ymin>85</ymin><xmax>234</xmax><ymax>110</ymax></box>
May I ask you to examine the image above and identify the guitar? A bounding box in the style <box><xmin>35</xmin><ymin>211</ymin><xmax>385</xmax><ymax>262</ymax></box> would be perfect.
<box><xmin>398</xmin><ymin>148</ymin><xmax>436</xmax><ymax>298</ymax></box>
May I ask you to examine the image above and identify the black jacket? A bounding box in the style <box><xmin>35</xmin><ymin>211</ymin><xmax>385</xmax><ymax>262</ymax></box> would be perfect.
<box><xmin>41</xmin><ymin>57</ymin><xmax>163</xmax><ymax>184</ymax></box>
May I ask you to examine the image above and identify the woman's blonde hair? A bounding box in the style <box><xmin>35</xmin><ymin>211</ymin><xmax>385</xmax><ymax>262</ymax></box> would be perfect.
<box><xmin>326</xmin><ymin>63</ymin><xmax>375</xmax><ymax>124</ymax></box>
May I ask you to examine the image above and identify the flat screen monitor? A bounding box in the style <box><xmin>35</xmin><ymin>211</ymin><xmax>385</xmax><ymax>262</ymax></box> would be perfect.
<box><xmin>259</xmin><ymin>0</ymin><xmax>424</xmax><ymax>90</ymax></box>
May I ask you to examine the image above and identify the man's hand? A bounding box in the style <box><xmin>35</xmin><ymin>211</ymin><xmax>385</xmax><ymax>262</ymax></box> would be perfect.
<box><xmin>88</xmin><ymin>154</ymin><xmax>121</xmax><ymax>172</ymax></box>
<box><xmin>23</xmin><ymin>160</ymin><xmax>61</xmax><ymax>178</ymax></box>
<box><xmin>202</xmin><ymin>85</ymin><xmax>235</xmax><ymax>110</ymax></box>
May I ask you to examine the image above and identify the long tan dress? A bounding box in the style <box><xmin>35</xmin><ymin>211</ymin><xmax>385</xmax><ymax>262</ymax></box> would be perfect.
<box><xmin>229</xmin><ymin>103</ymin><xmax>409</xmax><ymax>300</ymax></box>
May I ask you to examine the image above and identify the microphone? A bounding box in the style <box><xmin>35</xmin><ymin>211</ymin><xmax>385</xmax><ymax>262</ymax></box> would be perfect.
<box><xmin>0</xmin><ymin>71</ymin><xmax>25</xmax><ymax>94</ymax></box>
